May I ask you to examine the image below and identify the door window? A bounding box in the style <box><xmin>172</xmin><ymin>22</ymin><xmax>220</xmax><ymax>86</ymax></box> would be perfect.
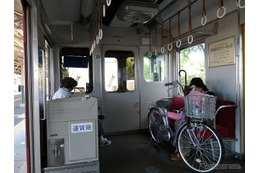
<box><xmin>104</xmin><ymin>51</ymin><xmax>135</xmax><ymax>92</ymax></box>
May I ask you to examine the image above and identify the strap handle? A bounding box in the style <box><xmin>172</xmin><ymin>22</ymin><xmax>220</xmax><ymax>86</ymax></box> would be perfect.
<box><xmin>177</xmin><ymin>12</ymin><xmax>181</xmax><ymax>41</ymax></box>
<box><xmin>176</xmin><ymin>12</ymin><xmax>182</xmax><ymax>48</ymax></box>
<box><xmin>188</xmin><ymin>4</ymin><xmax>192</xmax><ymax>36</ymax></box>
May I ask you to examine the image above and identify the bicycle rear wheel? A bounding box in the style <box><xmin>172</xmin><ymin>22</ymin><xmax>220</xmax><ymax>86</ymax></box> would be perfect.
<box><xmin>148</xmin><ymin>108</ymin><xmax>169</xmax><ymax>143</ymax></box>
<box><xmin>177</xmin><ymin>122</ymin><xmax>224</xmax><ymax>173</ymax></box>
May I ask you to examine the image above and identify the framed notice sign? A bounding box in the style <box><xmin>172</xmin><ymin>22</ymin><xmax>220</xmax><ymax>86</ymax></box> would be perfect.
<box><xmin>208</xmin><ymin>37</ymin><xmax>235</xmax><ymax>67</ymax></box>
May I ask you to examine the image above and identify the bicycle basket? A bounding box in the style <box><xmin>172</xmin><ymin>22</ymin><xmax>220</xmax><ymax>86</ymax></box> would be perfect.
<box><xmin>185</xmin><ymin>94</ymin><xmax>216</xmax><ymax>120</ymax></box>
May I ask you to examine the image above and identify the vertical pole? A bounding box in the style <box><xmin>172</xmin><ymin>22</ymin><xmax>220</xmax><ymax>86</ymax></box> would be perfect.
<box><xmin>20</xmin><ymin>64</ymin><xmax>25</xmax><ymax>107</ymax></box>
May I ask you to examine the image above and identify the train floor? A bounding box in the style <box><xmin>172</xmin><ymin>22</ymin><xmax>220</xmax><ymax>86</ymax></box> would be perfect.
<box><xmin>99</xmin><ymin>132</ymin><xmax>245</xmax><ymax>173</ymax></box>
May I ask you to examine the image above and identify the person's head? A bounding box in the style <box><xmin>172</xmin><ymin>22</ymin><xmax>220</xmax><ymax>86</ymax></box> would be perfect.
<box><xmin>189</xmin><ymin>77</ymin><xmax>208</xmax><ymax>93</ymax></box>
<box><xmin>60</xmin><ymin>77</ymin><xmax>77</xmax><ymax>91</ymax></box>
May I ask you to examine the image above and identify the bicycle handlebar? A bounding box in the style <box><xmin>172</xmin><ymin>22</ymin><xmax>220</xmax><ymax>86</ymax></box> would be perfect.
<box><xmin>165</xmin><ymin>82</ymin><xmax>174</xmax><ymax>86</ymax></box>
<box><xmin>165</xmin><ymin>80</ymin><xmax>180</xmax><ymax>86</ymax></box>
<box><xmin>165</xmin><ymin>80</ymin><xmax>185</xmax><ymax>93</ymax></box>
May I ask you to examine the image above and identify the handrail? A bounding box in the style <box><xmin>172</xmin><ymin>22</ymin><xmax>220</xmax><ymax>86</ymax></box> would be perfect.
<box><xmin>215</xmin><ymin>104</ymin><xmax>237</xmax><ymax>116</ymax></box>
<box><xmin>213</xmin><ymin>104</ymin><xmax>236</xmax><ymax>128</ymax></box>
<box><xmin>40</xmin><ymin>50</ymin><xmax>46</xmax><ymax>121</ymax></box>
<box><xmin>149</xmin><ymin>0</ymin><xmax>200</xmax><ymax>31</ymax></box>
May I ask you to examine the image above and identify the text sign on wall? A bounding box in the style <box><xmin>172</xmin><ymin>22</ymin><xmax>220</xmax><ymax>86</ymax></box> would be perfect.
<box><xmin>209</xmin><ymin>37</ymin><xmax>235</xmax><ymax>67</ymax></box>
<box><xmin>71</xmin><ymin>122</ymin><xmax>93</xmax><ymax>133</ymax></box>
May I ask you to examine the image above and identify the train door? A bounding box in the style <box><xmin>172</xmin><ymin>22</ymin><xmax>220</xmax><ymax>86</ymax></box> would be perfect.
<box><xmin>101</xmin><ymin>46</ymin><xmax>140</xmax><ymax>133</ymax></box>
<box><xmin>139</xmin><ymin>46</ymin><xmax>169</xmax><ymax>129</ymax></box>
<box><xmin>24</xmin><ymin>5</ymin><xmax>42</xmax><ymax>172</ymax></box>
<box><xmin>23</xmin><ymin>2</ymin><xmax>51</xmax><ymax>171</ymax></box>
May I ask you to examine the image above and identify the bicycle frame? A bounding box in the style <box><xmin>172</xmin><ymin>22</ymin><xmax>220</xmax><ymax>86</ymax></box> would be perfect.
<box><xmin>149</xmin><ymin>96</ymin><xmax>218</xmax><ymax>149</ymax></box>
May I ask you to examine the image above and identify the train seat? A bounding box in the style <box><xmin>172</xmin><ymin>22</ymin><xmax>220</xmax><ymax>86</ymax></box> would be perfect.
<box><xmin>170</xmin><ymin>95</ymin><xmax>185</xmax><ymax>111</ymax></box>
<box><xmin>168</xmin><ymin>96</ymin><xmax>185</xmax><ymax>126</ymax></box>
<box><xmin>215</xmin><ymin>100</ymin><xmax>236</xmax><ymax>138</ymax></box>
<box><xmin>167</xmin><ymin>96</ymin><xmax>236</xmax><ymax>139</ymax></box>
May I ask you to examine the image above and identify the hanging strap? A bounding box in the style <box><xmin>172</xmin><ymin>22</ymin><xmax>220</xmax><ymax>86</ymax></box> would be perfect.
<box><xmin>149</xmin><ymin>31</ymin><xmax>152</xmax><ymax>52</ymax></box>
<box><xmin>154</xmin><ymin>27</ymin><xmax>157</xmax><ymax>46</ymax></box>
<box><xmin>188</xmin><ymin>4</ymin><xmax>192</xmax><ymax>36</ymax></box>
<box><xmin>217</xmin><ymin>0</ymin><xmax>226</xmax><ymax>18</ymax></box>
<box><xmin>202</xmin><ymin>0</ymin><xmax>206</xmax><ymax>17</ymax></box>
<box><xmin>98</xmin><ymin>0</ymin><xmax>100</xmax><ymax>31</ymax></box>
<box><xmin>219</xmin><ymin>0</ymin><xmax>224</xmax><ymax>8</ymax></box>
<box><xmin>161</xmin><ymin>24</ymin><xmax>164</xmax><ymax>46</ymax></box>
<box><xmin>168</xmin><ymin>19</ymin><xmax>172</xmax><ymax>44</ymax></box>
<box><xmin>177</xmin><ymin>12</ymin><xmax>181</xmax><ymax>40</ymax></box>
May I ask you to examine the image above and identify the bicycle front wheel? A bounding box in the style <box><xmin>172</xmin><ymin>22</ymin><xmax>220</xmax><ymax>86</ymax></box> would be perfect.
<box><xmin>148</xmin><ymin>108</ymin><xmax>169</xmax><ymax>143</ymax></box>
<box><xmin>177</xmin><ymin>122</ymin><xmax>224</xmax><ymax>173</ymax></box>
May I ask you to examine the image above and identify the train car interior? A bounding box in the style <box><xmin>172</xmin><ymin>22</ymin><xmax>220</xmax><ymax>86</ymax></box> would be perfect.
<box><xmin>20</xmin><ymin>0</ymin><xmax>245</xmax><ymax>172</ymax></box>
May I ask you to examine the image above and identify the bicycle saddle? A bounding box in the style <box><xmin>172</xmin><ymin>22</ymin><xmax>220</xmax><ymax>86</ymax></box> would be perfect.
<box><xmin>156</xmin><ymin>99</ymin><xmax>171</xmax><ymax>108</ymax></box>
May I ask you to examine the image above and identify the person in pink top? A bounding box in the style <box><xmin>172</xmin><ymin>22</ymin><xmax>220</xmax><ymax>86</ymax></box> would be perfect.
<box><xmin>171</xmin><ymin>77</ymin><xmax>214</xmax><ymax>161</ymax></box>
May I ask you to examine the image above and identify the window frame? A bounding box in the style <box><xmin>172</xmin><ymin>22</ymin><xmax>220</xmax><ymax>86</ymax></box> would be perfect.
<box><xmin>59</xmin><ymin>47</ymin><xmax>93</xmax><ymax>93</ymax></box>
<box><xmin>104</xmin><ymin>50</ymin><xmax>135</xmax><ymax>93</ymax></box>
<box><xmin>178</xmin><ymin>42</ymin><xmax>206</xmax><ymax>94</ymax></box>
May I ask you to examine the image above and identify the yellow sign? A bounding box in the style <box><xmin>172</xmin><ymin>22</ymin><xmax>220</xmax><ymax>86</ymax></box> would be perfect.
<box><xmin>209</xmin><ymin>37</ymin><xmax>235</xmax><ymax>67</ymax></box>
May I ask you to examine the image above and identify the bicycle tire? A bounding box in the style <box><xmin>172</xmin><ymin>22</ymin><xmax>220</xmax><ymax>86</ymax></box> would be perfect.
<box><xmin>176</xmin><ymin>122</ymin><xmax>224</xmax><ymax>173</ymax></box>
<box><xmin>148</xmin><ymin>108</ymin><xmax>170</xmax><ymax>143</ymax></box>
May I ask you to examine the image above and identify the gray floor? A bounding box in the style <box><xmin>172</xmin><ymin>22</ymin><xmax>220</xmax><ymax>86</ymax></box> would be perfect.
<box><xmin>99</xmin><ymin>133</ymin><xmax>245</xmax><ymax>173</ymax></box>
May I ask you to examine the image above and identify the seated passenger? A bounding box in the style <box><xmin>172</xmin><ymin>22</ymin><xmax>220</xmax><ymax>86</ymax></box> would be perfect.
<box><xmin>189</xmin><ymin>77</ymin><xmax>215</xmax><ymax>96</ymax></box>
<box><xmin>171</xmin><ymin>77</ymin><xmax>214</xmax><ymax>161</ymax></box>
<box><xmin>52</xmin><ymin>77</ymin><xmax>78</xmax><ymax>100</ymax></box>
<box><xmin>52</xmin><ymin>77</ymin><xmax>111</xmax><ymax>146</ymax></box>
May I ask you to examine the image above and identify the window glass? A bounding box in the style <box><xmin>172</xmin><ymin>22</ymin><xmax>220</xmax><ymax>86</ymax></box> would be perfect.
<box><xmin>61</xmin><ymin>57</ymin><xmax>90</xmax><ymax>93</ymax></box>
<box><xmin>180</xmin><ymin>43</ymin><xmax>205</xmax><ymax>85</ymax></box>
<box><xmin>68</xmin><ymin>68</ymin><xmax>89</xmax><ymax>89</ymax></box>
<box><xmin>144</xmin><ymin>51</ymin><xmax>166</xmax><ymax>82</ymax></box>
<box><xmin>60</xmin><ymin>48</ymin><xmax>93</xmax><ymax>93</ymax></box>
<box><xmin>126</xmin><ymin>57</ymin><xmax>135</xmax><ymax>91</ymax></box>
<box><xmin>104</xmin><ymin>58</ymin><xmax>118</xmax><ymax>92</ymax></box>
<box><xmin>104</xmin><ymin>51</ymin><xmax>135</xmax><ymax>92</ymax></box>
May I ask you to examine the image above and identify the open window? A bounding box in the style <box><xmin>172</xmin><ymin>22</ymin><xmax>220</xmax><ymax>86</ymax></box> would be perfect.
<box><xmin>60</xmin><ymin>48</ymin><xmax>93</xmax><ymax>93</ymax></box>
<box><xmin>180</xmin><ymin>43</ymin><xmax>205</xmax><ymax>84</ymax></box>
<box><xmin>104</xmin><ymin>51</ymin><xmax>135</xmax><ymax>92</ymax></box>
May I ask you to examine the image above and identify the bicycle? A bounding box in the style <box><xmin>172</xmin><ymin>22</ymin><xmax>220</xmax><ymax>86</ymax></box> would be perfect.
<box><xmin>148</xmin><ymin>80</ymin><xmax>225</xmax><ymax>173</ymax></box>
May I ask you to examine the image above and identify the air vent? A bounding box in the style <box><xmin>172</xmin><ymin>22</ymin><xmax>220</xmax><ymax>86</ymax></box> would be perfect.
<box><xmin>117</xmin><ymin>1</ymin><xmax>159</xmax><ymax>24</ymax></box>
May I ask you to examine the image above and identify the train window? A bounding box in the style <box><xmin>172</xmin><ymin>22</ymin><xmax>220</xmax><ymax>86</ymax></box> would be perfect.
<box><xmin>180</xmin><ymin>43</ymin><xmax>205</xmax><ymax>84</ymax></box>
<box><xmin>67</xmin><ymin>67</ymin><xmax>89</xmax><ymax>88</ymax></box>
<box><xmin>143</xmin><ymin>51</ymin><xmax>166</xmax><ymax>82</ymax></box>
<box><xmin>60</xmin><ymin>48</ymin><xmax>93</xmax><ymax>93</ymax></box>
<box><xmin>104</xmin><ymin>51</ymin><xmax>135</xmax><ymax>92</ymax></box>
<box><xmin>104</xmin><ymin>58</ymin><xmax>118</xmax><ymax>91</ymax></box>
<box><xmin>126</xmin><ymin>57</ymin><xmax>135</xmax><ymax>91</ymax></box>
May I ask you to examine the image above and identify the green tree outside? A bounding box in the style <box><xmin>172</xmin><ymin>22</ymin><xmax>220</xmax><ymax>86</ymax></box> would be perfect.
<box><xmin>126</xmin><ymin>57</ymin><xmax>135</xmax><ymax>80</ymax></box>
<box><xmin>180</xmin><ymin>43</ymin><xmax>205</xmax><ymax>85</ymax></box>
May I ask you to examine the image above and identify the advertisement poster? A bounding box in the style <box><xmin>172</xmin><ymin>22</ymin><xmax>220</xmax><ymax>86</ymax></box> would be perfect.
<box><xmin>209</xmin><ymin>37</ymin><xmax>235</xmax><ymax>67</ymax></box>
